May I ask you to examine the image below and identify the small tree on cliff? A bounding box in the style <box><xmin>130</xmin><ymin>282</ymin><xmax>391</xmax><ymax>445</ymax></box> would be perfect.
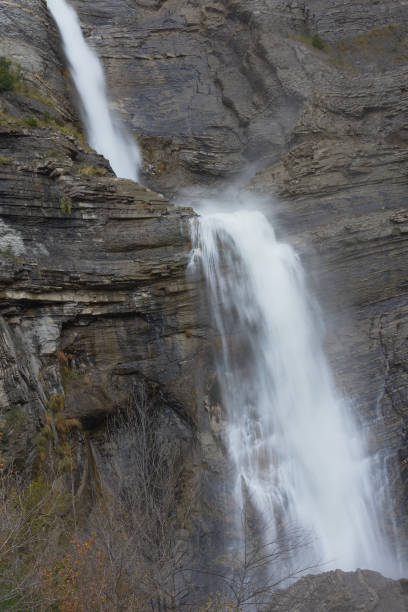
<box><xmin>0</xmin><ymin>57</ymin><xmax>20</xmax><ymax>92</ymax></box>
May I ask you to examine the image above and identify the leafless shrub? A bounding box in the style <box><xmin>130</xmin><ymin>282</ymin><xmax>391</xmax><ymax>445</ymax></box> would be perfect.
<box><xmin>0</xmin><ymin>463</ymin><xmax>68</xmax><ymax>610</ymax></box>
<box><xmin>0</xmin><ymin>385</ymin><xmax>321</xmax><ymax>612</ymax></box>
<box><xmin>89</xmin><ymin>384</ymin><xmax>192</xmax><ymax>610</ymax></box>
<box><xmin>187</xmin><ymin>498</ymin><xmax>320</xmax><ymax>612</ymax></box>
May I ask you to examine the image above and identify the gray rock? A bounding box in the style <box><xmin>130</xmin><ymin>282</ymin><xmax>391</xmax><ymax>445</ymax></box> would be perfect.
<box><xmin>67</xmin><ymin>0</ymin><xmax>408</xmax><ymax>556</ymax></box>
<box><xmin>269</xmin><ymin>569</ymin><xmax>408</xmax><ymax>612</ymax></box>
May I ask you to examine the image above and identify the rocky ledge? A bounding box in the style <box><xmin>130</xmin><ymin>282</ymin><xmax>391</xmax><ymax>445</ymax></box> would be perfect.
<box><xmin>270</xmin><ymin>569</ymin><xmax>408</xmax><ymax>612</ymax></box>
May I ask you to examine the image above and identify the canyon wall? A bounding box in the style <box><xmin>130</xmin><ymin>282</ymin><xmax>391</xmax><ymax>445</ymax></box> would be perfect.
<box><xmin>1</xmin><ymin>0</ymin><xmax>408</xmax><ymax>602</ymax></box>
<box><xmin>69</xmin><ymin>0</ymin><xmax>408</xmax><ymax>552</ymax></box>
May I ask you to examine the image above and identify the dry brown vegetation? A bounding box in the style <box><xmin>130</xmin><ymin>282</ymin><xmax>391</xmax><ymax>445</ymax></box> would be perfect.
<box><xmin>0</xmin><ymin>386</ymin><xmax>313</xmax><ymax>611</ymax></box>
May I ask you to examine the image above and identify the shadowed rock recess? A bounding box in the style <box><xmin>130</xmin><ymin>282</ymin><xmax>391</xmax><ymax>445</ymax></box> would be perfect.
<box><xmin>1</xmin><ymin>0</ymin><xmax>408</xmax><ymax>608</ymax></box>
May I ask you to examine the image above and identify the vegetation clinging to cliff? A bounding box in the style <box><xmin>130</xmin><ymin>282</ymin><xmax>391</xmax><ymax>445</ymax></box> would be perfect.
<box><xmin>0</xmin><ymin>57</ymin><xmax>20</xmax><ymax>92</ymax></box>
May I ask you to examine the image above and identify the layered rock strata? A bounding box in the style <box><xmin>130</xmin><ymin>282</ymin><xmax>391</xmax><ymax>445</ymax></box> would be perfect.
<box><xmin>1</xmin><ymin>0</ymin><xmax>408</xmax><ymax>598</ymax></box>
<box><xmin>0</xmin><ymin>0</ymin><xmax>228</xmax><ymax>584</ymax></box>
<box><xmin>68</xmin><ymin>0</ymin><xmax>408</xmax><ymax>555</ymax></box>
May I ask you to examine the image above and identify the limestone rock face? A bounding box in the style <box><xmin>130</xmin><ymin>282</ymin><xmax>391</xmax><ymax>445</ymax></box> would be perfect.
<box><xmin>0</xmin><ymin>0</ymin><xmax>73</xmax><ymax>121</ymax></box>
<box><xmin>0</xmin><ymin>0</ymin><xmax>230</xmax><ymax>587</ymax></box>
<box><xmin>70</xmin><ymin>0</ymin><xmax>408</xmax><ymax>192</ymax></box>
<box><xmin>269</xmin><ymin>569</ymin><xmax>408</xmax><ymax>612</ymax></box>
<box><xmin>0</xmin><ymin>116</ymin><xmax>201</xmax><ymax>446</ymax></box>
<box><xmin>67</xmin><ymin>0</ymin><xmax>408</xmax><ymax>553</ymax></box>
<box><xmin>1</xmin><ymin>0</ymin><xmax>408</xmax><ymax>597</ymax></box>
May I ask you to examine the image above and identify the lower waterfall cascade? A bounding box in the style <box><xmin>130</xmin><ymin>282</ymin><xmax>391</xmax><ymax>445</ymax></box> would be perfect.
<box><xmin>46</xmin><ymin>0</ymin><xmax>405</xmax><ymax>583</ymax></box>
<box><xmin>189</xmin><ymin>200</ymin><xmax>402</xmax><ymax>579</ymax></box>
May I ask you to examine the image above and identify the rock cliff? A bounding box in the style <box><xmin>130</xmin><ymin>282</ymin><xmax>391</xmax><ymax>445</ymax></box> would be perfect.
<box><xmin>1</xmin><ymin>0</ymin><xmax>408</xmax><ymax>606</ymax></box>
<box><xmin>0</xmin><ymin>3</ymin><xmax>230</xmax><ymax>592</ymax></box>
<box><xmin>67</xmin><ymin>0</ymin><xmax>408</xmax><ymax>554</ymax></box>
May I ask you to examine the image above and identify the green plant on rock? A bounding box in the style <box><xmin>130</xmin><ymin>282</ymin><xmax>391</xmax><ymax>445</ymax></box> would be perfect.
<box><xmin>312</xmin><ymin>34</ymin><xmax>325</xmax><ymax>50</ymax></box>
<box><xmin>48</xmin><ymin>394</ymin><xmax>65</xmax><ymax>415</ymax></box>
<box><xmin>57</xmin><ymin>351</ymin><xmax>79</xmax><ymax>384</ymax></box>
<box><xmin>42</xmin><ymin>111</ymin><xmax>52</xmax><ymax>124</ymax></box>
<box><xmin>14</xmin><ymin>83</ymin><xmax>57</xmax><ymax>110</ymax></box>
<box><xmin>0</xmin><ymin>58</ymin><xmax>55</xmax><ymax>107</ymax></box>
<box><xmin>59</xmin><ymin>122</ymin><xmax>83</xmax><ymax>141</ymax></box>
<box><xmin>35</xmin><ymin>393</ymin><xmax>81</xmax><ymax>473</ymax></box>
<box><xmin>0</xmin><ymin>57</ymin><xmax>20</xmax><ymax>92</ymax></box>
<box><xmin>78</xmin><ymin>164</ymin><xmax>106</xmax><ymax>177</ymax></box>
<box><xmin>59</xmin><ymin>195</ymin><xmax>72</xmax><ymax>215</ymax></box>
<box><xmin>0</xmin><ymin>108</ymin><xmax>84</xmax><ymax>142</ymax></box>
<box><xmin>23</xmin><ymin>115</ymin><xmax>39</xmax><ymax>128</ymax></box>
<box><xmin>0</xmin><ymin>154</ymin><xmax>12</xmax><ymax>165</ymax></box>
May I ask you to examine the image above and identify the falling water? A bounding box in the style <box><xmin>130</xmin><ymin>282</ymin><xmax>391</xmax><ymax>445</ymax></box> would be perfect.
<box><xmin>47</xmin><ymin>0</ymin><xmax>142</xmax><ymax>180</ymax></box>
<box><xmin>190</xmin><ymin>198</ymin><xmax>399</xmax><ymax>578</ymax></box>
<box><xmin>47</xmin><ymin>0</ymin><xmax>401</xmax><ymax>582</ymax></box>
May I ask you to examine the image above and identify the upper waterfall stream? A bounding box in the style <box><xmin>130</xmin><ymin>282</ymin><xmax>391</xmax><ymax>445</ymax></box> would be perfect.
<box><xmin>47</xmin><ymin>0</ymin><xmax>402</xmax><ymax>583</ymax></box>
<box><xmin>47</xmin><ymin>0</ymin><xmax>141</xmax><ymax>180</ymax></box>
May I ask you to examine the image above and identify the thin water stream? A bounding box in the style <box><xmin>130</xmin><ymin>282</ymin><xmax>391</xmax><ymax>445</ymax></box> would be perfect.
<box><xmin>47</xmin><ymin>0</ymin><xmax>141</xmax><ymax>180</ymax></box>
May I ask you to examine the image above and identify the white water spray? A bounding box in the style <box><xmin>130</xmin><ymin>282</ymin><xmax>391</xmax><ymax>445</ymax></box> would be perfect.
<box><xmin>47</xmin><ymin>0</ymin><xmax>142</xmax><ymax>180</ymax></box>
<box><xmin>190</xmin><ymin>196</ymin><xmax>399</xmax><ymax>577</ymax></box>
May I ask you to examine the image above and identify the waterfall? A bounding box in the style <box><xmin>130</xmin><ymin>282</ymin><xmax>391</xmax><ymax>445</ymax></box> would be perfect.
<box><xmin>190</xmin><ymin>197</ymin><xmax>400</xmax><ymax>578</ymax></box>
<box><xmin>47</xmin><ymin>0</ymin><xmax>142</xmax><ymax>180</ymax></box>
<box><xmin>47</xmin><ymin>0</ymin><xmax>402</xmax><ymax>584</ymax></box>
